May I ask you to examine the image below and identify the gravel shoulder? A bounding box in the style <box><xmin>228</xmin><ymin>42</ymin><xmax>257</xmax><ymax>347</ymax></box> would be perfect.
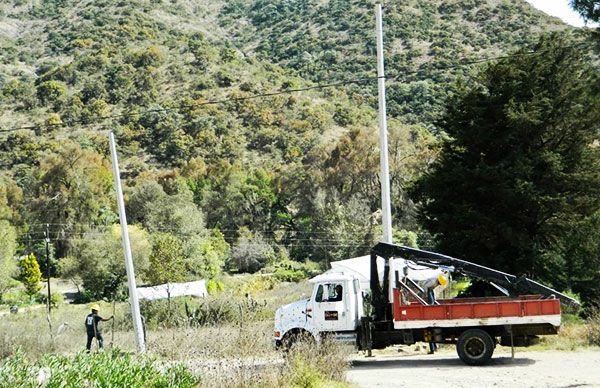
<box><xmin>347</xmin><ymin>348</ymin><xmax>600</xmax><ymax>388</ymax></box>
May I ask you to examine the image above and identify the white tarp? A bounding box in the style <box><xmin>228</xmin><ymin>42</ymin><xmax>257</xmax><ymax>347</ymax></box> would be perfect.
<box><xmin>137</xmin><ymin>280</ymin><xmax>207</xmax><ymax>301</ymax></box>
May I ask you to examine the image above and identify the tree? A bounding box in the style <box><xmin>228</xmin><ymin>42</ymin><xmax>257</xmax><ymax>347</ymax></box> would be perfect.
<box><xmin>187</xmin><ymin>33</ymin><xmax>216</xmax><ymax>70</ymax></box>
<box><xmin>147</xmin><ymin>232</ymin><xmax>187</xmax><ymax>315</ymax></box>
<box><xmin>564</xmin><ymin>209</ymin><xmax>600</xmax><ymax>309</ymax></box>
<box><xmin>301</xmin><ymin>190</ymin><xmax>378</xmax><ymax>265</ymax></box>
<box><xmin>18</xmin><ymin>254</ymin><xmax>42</xmax><ymax>296</ymax></box>
<box><xmin>0</xmin><ymin>175</ymin><xmax>20</xmax><ymax>298</ymax></box>
<box><xmin>229</xmin><ymin>228</ymin><xmax>275</xmax><ymax>273</ymax></box>
<box><xmin>183</xmin><ymin>230</ymin><xmax>230</xmax><ymax>280</ymax></box>
<box><xmin>147</xmin><ymin>233</ymin><xmax>186</xmax><ymax>286</ymax></box>
<box><xmin>571</xmin><ymin>0</ymin><xmax>600</xmax><ymax>22</ymax></box>
<box><xmin>412</xmin><ymin>35</ymin><xmax>600</xmax><ymax>290</ymax></box>
<box><xmin>25</xmin><ymin>142</ymin><xmax>115</xmax><ymax>258</ymax></box>
<box><xmin>0</xmin><ymin>221</ymin><xmax>17</xmax><ymax>298</ymax></box>
<box><xmin>65</xmin><ymin>225</ymin><xmax>151</xmax><ymax>299</ymax></box>
<box><xmin>36</xmin><ymin>80</ymin><xmax>67</xmax><ymax>109</ymax></box>
<box><xmin>127</xmin><ymin>178</ymin><xmax>205</xmax><ymax>236</ymax></box>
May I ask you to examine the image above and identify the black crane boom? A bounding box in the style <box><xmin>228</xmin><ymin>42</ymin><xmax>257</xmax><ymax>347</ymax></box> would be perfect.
<box><xmin>371</xmin><ymin>242</ymin><xmax>580</xmax><ymax>309</ymax></box>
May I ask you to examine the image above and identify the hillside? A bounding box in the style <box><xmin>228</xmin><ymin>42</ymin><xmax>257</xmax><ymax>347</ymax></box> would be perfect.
<box><xmin>0</xmin><ymin>0</ymin><xmax>582</xmax><ymax>299</ymax></box>
<box><xmin>219</xmin><ymin>0</ymin><xmax>569</xmax><ymax>125</ymax></box>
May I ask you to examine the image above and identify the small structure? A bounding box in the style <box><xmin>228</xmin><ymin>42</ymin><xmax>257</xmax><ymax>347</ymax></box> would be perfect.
<box><xmin>137</xmin><ymin>280</ymin><xmax>207</xmax><ymax>301</ymax></box>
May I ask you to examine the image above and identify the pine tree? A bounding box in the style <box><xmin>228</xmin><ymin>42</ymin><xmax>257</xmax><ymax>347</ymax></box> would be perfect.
<box><xmin>412</xmin><ymin>35</ymin><xmax>600</xmax><ymax>290</ymax></box>
<box><xmin>18</xmin><ymin>253</ymin><xmax>42</xmax><ymax>296</ymax></box>
<box><xmin>571</xmin><ymin>0</ymin><xmax>600</xmax><ymax>22</ymax></box>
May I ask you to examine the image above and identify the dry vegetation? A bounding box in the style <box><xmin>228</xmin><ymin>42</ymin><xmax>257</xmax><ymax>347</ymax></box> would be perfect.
<box><xmin>1</xmin><ymin>276</ymin><xmax>599</xmax><ymax>387</ymax></box>
<box><xmin>0</xmin><ymin>277</ymin><xmax>352</xmax><ymax>387</ymax></box>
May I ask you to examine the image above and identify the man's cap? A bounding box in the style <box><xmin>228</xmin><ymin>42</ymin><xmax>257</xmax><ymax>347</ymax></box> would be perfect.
<box><xmin>90</xmin><ymin>304</ymin><xmax>100</xmax><ymax>311</ymax></box>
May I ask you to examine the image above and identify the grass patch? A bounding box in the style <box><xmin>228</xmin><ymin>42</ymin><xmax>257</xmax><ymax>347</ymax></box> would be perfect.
<box><xmin>0</xmin><ymin>348</ymin><xmax>199</xmax><ymax>387</ymax></box>
<box><xmin>586</xmin><ymin>309</ymin><xmax>600</xmax><ymax>346</ymax></box>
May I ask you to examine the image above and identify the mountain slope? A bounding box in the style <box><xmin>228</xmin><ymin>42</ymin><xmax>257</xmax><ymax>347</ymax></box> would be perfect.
<box><xmin>218</xmin><ymin>0</ymin><xmax>569</xmax><ymax>125</ymax></box>
<box><xmin>0</xmin><ymin>0</ymin><xmax>581</xmax><ymax>270</ymax></box>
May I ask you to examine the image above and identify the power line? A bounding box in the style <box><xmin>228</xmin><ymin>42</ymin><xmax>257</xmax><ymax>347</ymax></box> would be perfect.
<box><xmin>1</xmin><ymin>41</ymin><xmax>591</xmax><ymax>135</ymax></box>
<box><xmin>0</xmin><ymin>77</ymin><xmax>376</xmax><ymax>134</ymax></box>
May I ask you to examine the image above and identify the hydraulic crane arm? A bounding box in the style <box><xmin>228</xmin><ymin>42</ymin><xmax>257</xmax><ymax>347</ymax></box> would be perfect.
<box><xmin>371</xmin><ymin>242</ymin><xmax>580</xmax><ymax>308</ymax></box>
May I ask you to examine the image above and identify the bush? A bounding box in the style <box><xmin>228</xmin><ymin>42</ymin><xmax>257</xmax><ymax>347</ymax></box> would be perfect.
<box><xmin>0</xmin><ymin>348</ymin><xmax>199</xmax><ymax>387</ymax></box>
<box><xmin>0</xmin><ymin>290</ymin><xmax>39</xmax><ymax>307</ymax></box>
<box><xmin>185</xmin><ymin>297</ymin><xmax>239</xmax><ymax>326</ymax></box>
<box><xmin>587</xmin><ymin>309</ymin><xmax>600</xmax><ymax>346</ymax></box>
<box><xmin>282</xmin><ymin>336</ymin><xmax>351</xmax><ymax>387</ymax></box>
<box><xmin>206</xmin><ymin>279</ymin><xmax>224</xmax><ymax>294</ymax></box>
<box><xmin>36</xmin><ymin>80</ymin><xmax>67</xmax><ymax>107</ymax></box>
<box><xmin>237</xmin><ymin>275</ymin><xmax>278</xmax><ymax>295</ymax></box>
<box><xmin>139</xmin><ymin>298</ymin><xmax>191</xmax><ymax>329</ymax></box>
<box><xmin>38</xmin><ymin>292</ymin><xmax>64</xmax><ymax>309</ymax></box>
<box><xmin>273</xmin><ymin>260</ymin><xmax>320</xmax><ymax>283</ymax></box>
<box><xmin>139</xmin><ymin>293</ymin><xmax>271</xmax><ymax>329</ymax></box>
<box><xmin>229</xmin><ymin>232</ymin><xmax>275</xmax><ymax>274</ymax></box>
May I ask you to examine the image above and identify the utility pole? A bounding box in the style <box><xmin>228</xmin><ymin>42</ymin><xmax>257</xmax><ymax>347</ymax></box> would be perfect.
<box><xmin>44</xmin><ymin>223</ymin><xmax>51</xmax><ymax>313</ymax></box>
<box><xmin>376</xmin><ymin>3</ymin><xmax>398</xmax><ymax>306</ymax></box>
<box><xmin>375</xmin><ymin>3</ymin><xmax>393</xmax><ymax>244</ymax></box>
<box><xmin>109</xmin><ymin>132</ymin><xmax>146</xmax><ymax>353</ymax></box>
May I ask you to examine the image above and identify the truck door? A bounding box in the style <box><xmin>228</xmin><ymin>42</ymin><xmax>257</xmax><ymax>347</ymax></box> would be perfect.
<box><xmin>310</xmin><ymin>282</ymin><xmax>353</xmax><ymax>332</ymax></box>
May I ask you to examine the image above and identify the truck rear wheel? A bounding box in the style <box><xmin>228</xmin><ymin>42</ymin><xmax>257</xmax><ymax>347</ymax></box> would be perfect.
<box><xmin>456</xmin><ymin>329</ymin><xmax>495</xmax><ymax>365</ymax></box>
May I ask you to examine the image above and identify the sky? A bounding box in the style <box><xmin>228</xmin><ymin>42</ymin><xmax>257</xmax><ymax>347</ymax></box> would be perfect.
<box><xmin>525</xmin><ymin>0</ymin><xmax>590</xmax><ymax>27</ymax></box>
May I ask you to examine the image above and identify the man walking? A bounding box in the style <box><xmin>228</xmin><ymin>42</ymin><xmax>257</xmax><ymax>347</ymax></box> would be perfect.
<box><xmin>85</xmin><ymin>304</ymin><xmax>113</xmax><ymax>352</ymax></box>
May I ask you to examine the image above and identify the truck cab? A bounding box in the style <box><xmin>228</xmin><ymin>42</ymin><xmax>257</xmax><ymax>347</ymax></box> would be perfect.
<box><xmin>274</xmin><ymin>273</ymin><xmax>362</xmax><ymax>346</ymax></box>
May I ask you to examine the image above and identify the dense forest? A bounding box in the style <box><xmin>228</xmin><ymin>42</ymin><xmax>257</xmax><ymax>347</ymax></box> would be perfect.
<box><xmin>0</xmin><ymin>0</ymin><xmax>598</xmax><ymax>307</ymax></box>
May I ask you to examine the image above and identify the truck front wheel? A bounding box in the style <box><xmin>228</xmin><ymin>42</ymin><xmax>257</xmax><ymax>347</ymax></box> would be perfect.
<box><xmin>456</xmin><ymin>329</ymin><xmax>495</xmax><ymax>365</ymax></box>
<box><xmin>281</xmin><ymin>330</ymin><xmax>315</xmax><ymax>352</ymax></box>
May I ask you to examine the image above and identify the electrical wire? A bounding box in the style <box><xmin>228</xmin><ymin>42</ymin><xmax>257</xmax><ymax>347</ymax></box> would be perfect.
<box><xmin>1</xmin><ymin>41</ymin><xmax>593</xmax><ymax>135</ymax></box>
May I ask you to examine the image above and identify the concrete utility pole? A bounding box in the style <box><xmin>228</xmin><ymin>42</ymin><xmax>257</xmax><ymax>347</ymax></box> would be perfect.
<box><xmin>375</xmin><ymin>3</ymin><xmax>393</xmax><ymax>244</ymax></box>
<box><xmin>109</xmin><ymin>132</ymin><xmax>146</xmax><ymax>353</ymax></box>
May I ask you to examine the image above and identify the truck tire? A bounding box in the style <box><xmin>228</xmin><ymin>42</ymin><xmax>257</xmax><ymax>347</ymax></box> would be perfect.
<box><xmin>281</xmin><ymin>330</ymin><xmax>314</xmax><ymax>352</ymax></box>
<box><xmin>456</xmin><ymin>329</ymin><xmax>495</xmax><ymax>365</ymax></box>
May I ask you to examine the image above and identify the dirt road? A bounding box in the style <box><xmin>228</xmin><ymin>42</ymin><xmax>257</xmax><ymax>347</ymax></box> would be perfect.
<box><xmin>347</xmin><ymin>349</ymin><xmax>600</xmax><ymax>387</ymax></box>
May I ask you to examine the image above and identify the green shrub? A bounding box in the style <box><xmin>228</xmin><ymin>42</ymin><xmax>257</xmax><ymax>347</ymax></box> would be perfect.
<box><xmin>185</xmin><ymin>297</ymin><xmax>238</xmax><ymax>326</ymax></box>
<box><xmin>139</xmin><ymin>293</ymin><xmax>271</xmax><ymax>329</ymax></box>
<box><xmin>206</xmin><ymin>279</ymin><xmax>224</xmax><ymax>294</ymax></box>
<box><xmin>273</xmin><ymin>260</ymin><xmax>320</xmax><ymax>283</ymax></box>
<box><xmin>139</xmin><ymin>298</ymin><xmax>191</xmax><ymax>329</ymax></box>
<box><xmin>17</xmin><ymin>254</ymin><xmax>42</xmax><ymax>296</ymax></box>
<box><xmin>0</xmin><ymin>290</ymin><xmax>38</xmax><ymax>307</ymax></box>
<box><xmin>238</xmin><ymin>275</ymin><xmax>279</xmax><ymax>295</ymax></box>
<box><xmin>36</xmin><ymin>80</ymin><xmax>67</xmax><ymax>107</ymax></box>
<box><xmin>0</xmin><ymin>348</ymin><xmax>199</xmax><ymax>387</ymax></box>
<box><xmin>38</xmin><ymin>292</ymin><xmax>64</xmax><ymax>309</ymax></box>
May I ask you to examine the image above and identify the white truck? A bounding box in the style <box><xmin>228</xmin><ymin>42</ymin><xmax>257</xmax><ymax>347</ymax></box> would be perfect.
<box><xmin>274</xmin><ymin>242</ymin><xmax>578</xmax><ymax>365</ymax></box>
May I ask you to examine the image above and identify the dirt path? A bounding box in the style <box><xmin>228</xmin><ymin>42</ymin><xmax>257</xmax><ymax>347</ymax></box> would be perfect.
<box><xmin>347</xmin><ymin>349</ymin><xmax>600</xmax><ymax>387</ymax></box>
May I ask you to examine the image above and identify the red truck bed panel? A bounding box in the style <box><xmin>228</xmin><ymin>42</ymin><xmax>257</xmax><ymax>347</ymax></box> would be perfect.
<box><xmin>393</xmin><ymin>289</ymin><xmax>560</xmax><ymax>322</ymax></box>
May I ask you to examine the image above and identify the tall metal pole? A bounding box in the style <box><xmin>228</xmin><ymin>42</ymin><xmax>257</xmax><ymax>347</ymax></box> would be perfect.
<box><xmin>44</xmin><ymin>224</ymin><xmax>51</xmax><ymax>313</ymax></box>
<box><xmin>109</xmin><ymin>132</ymin><xmax>146</xmax><ymax>353</ymax></box>
<box><xmin>375</xmin><ymin>3</ymin><xmax>393</xmax><ymax>244</ymax></box>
